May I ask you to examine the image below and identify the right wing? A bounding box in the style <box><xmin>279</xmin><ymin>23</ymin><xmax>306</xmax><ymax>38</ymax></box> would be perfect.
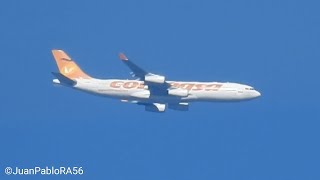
<box><xmin>121</xmin><ymin>100</ymin><xmax>189</xmax><ymax>112</ymax></box>
<box><xmin>121</xmin><ymin>100</ymin><xmax>166</xmax><ymax>112</ymax></box>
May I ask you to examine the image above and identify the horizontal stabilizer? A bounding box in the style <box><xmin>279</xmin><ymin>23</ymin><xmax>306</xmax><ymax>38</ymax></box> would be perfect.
<box><xmin>52</xmin><ymin>72</ymin><xmax>76</xmax><ymax>86</ymax></box>
<box><xmin>121</xmin><ymin>100</ymin><xmax>139</xmax><ymax>104</ymax></box>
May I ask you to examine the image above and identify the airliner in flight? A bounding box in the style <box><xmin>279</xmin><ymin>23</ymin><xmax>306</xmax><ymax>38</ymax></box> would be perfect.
<box><xmin>51</xmin><ymin>50</ymin><xmax>261</xmax><ymax>112</ymax></box>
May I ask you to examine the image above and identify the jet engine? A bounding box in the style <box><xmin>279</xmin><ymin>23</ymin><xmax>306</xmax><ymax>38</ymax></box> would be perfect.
<box><xmin>130</xmin><ymin>90</ymin><xmax>150</xmax><ymax>99</ymax></box>
<box><xmin>167</xmin><ymin>89</ymin><xmax>189</xmax><ymax>97</ymax></box>
<box><xmin>144</xmin><ymin>74</ymin><xmax>165</xmax><ymax>84</ymax></box>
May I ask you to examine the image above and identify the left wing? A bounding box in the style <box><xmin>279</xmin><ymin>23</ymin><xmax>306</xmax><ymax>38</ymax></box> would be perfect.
<box><xmin>119</xmin><ymin>53</ymin><xmax>171</xmax><ymax>95</ymax></box>
<box><xmin>119</xmin><ymin>53</ymin><xmax>165</xmax><ymax>83</ymax></box>
<box><xmin>119</xmin><ymin>53</ymin><xmax>148</xmax><ymax>80</ymax></box>
<box><xmin>118</xmin><ymin>53</ymin><xmax>189</xmax><ymax>97</ymax></box>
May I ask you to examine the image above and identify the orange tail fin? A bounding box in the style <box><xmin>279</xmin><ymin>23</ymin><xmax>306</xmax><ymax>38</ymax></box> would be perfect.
<box><xmin>52</xmin><ymin>50</ymin><xmax>91</xmax><ymax>79</ymax></box>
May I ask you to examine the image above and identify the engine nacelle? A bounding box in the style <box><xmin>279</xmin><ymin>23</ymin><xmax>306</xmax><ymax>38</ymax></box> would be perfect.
<box><xmin>145</xmin><ymin>75</ymin><xmax>165</xmax><ymax>84</ymax></box>
<box><xmin>167</xmin><ymin>89</ymin><xmax>189</xmax><ymax>97</ymax></box>
<box><xmin>130</xmin><ymin>90</ymin><xmax>150</xmax><ymax>99</ymax></box>
<box><xmin>145</xmin><ymin>103</ymin><xmax>166</xmax><ymax>112</ymax></box>
<box><xmin>168</xmin><ymin>103</ymin><xmax>189</xmax><ymax>111</ymax></box>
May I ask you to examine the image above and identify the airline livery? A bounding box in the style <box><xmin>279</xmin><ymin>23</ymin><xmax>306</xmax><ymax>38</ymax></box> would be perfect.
<box><xmin>51</xmin><ymin>50</ymin><xmax>261</xmax><ymax>112</ymax></box>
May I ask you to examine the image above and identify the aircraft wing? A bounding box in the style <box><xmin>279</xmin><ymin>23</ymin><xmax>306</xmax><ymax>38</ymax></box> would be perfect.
<box><xmin>118</xmin><ymin>53</ymin><xmax>190</xmax><ymax>97</ymax></box>
<box><xmin>121</xmin><ymin>100</ymin><xmax>166</xmax><ymax>112</ymax></box>
<box><xmin>119</xmin><ymin>53</ymin><xmax>148</xmax><ymax>79</ymax></box>
<box><xmin>119</xmin><ymin>53</ymin><xmax>172</xmax><ymax>95</ymax></box>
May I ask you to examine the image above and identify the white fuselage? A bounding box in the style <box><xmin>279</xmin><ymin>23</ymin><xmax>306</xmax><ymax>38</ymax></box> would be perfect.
<box><xmin>66</xmin><ymin>78</ymin><xmax>261</xmax><ymax>103</ymax></box>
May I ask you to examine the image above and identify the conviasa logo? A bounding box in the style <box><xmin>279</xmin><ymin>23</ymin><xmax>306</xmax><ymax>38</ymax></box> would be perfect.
<box><xmin>64</xmin><ymin>66</ymin><xmax>75</xmax><ymax>74</ymax></box>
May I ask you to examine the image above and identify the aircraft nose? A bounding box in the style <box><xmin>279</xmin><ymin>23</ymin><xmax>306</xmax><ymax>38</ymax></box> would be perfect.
<box><xmin>253</xmin><ymin>90</ymin><xmax>261</xmax><ymax>98</ymax></box>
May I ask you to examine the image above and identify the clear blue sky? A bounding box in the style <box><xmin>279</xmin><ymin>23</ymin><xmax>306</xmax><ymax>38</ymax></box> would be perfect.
<box><xmin>0</xmin><ymin>0</ymin><xmax>319</xmax><ymax>179</ymax></box>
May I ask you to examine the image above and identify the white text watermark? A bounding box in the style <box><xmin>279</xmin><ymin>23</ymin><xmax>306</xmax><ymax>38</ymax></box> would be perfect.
<box><xmin>5</xmin><ymin>166</ymin><xmax>84</xmax><ymax>176</ymax></box>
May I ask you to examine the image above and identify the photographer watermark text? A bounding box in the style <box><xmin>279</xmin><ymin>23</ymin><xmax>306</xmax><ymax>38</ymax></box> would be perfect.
<box><xmin>5</xmin><ymin>166</ymin><xmax>84</xmax><ymax>176</ymax></box>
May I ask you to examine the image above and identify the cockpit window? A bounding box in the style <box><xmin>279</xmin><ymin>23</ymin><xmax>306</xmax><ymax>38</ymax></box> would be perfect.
<box><xmin>245</xmin><ymin>87</ymin><xmax>255</xmax><ymax>90</ymax></box>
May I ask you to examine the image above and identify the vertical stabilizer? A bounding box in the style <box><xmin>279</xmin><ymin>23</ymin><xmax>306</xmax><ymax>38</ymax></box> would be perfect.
<box><xmin>52</xmin><ymin>50</ymin><xmax>91</xmax><ymax>79</ymax></box>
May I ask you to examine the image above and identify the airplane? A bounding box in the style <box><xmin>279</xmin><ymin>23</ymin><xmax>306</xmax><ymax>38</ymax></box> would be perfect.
<box><xmin>51</xmin><ymin>50</ymin><xmax>261</xmax><ymax>112</ymax></box>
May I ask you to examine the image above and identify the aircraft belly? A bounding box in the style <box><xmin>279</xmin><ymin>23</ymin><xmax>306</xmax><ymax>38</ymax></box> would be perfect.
<box><xmin>188</xmin><ymin>91</ymin><xmax>239</xmax><ymax>102</ymax></box>
<box><xmin>74</xmin><ymin>83</ymin><xmax>131</xmax><ymax>98</ymax></box>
